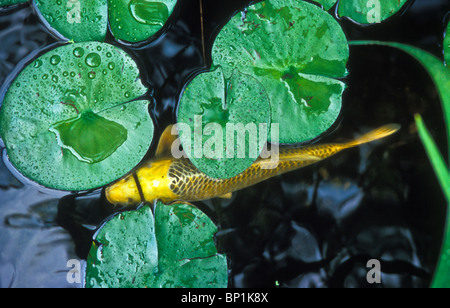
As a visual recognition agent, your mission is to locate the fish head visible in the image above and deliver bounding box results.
[106,158,178,206]
[105,172,142,206]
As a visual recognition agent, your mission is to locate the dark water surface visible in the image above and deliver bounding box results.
[0,0,449,288]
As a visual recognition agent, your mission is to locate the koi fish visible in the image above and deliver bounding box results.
[106,124,400,206]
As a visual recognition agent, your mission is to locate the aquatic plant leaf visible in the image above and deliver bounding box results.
[313,0,338,10]
[34,0,108,42]
[177,66,271,179]
[212,0,348,143]
[86,202,228,288]
[0,42,154,191]
[414,115,449,203]
[0,0,28,6]
[108,0,177,43]
[313,0,408,24]
[338,0,409,24]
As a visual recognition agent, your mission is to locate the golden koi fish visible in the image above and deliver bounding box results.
[106,124,400,206]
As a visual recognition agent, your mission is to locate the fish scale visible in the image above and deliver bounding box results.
[106,124,400,205]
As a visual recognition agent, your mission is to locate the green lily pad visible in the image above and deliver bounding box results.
[313,0,338,10]
[313,0,409,24]
[177,66,271,179]
[0,42,154,191]
[0,0,27,5]
[34,0,108,42]
[28,0,176,43]
[86,202,228,288]
[445,21,450,68]
[339,0,408,24]
[109,0,177,43]
[212,0,348,143]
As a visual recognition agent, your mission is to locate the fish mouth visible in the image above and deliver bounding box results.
[105,178,140,206]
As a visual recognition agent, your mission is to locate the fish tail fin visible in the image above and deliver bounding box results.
[343,124,401,149]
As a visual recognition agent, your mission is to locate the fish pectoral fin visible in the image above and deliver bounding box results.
[217,192,233,199]
[156,124,180,158]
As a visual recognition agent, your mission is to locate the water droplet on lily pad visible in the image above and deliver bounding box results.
[85,53,102,68]
[128,0,169,26]
[73,47,85,58]
[50,55,61,65]
[34,59,43,68]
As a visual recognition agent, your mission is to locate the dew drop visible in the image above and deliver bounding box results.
[63,71,69,77]
[73,47,85,58]
[88,71,96,79]
[106,52,112,58]
[124,92,130,98]
[50,55,61,65]
[42,74,48,80]
[108,62,115,70]
[34,59,43,68]
[86,53,102,68]
[129,0,169,26]
[52,75,59,83]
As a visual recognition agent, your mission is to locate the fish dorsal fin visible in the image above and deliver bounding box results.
[155,124,179,158]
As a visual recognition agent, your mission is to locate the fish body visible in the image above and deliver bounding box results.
[106,124,400,206]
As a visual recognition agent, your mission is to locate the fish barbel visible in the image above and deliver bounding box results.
[106,124,400,206]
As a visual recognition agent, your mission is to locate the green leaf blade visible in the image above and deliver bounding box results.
[415,115,450,203]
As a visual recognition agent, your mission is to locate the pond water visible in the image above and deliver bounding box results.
[0,0,449,288]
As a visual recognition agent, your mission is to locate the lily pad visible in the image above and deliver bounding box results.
[34,0,108,42]
[109,0,177,43]
[338,0,409,24]
[212,0,348,143]
[177,66,271,179]
[313,0,337,10]
[0,42,154,191]
[86,202,228,288]
[0,0,27,5]
[313,0,409,24]
[27,0,176,43]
